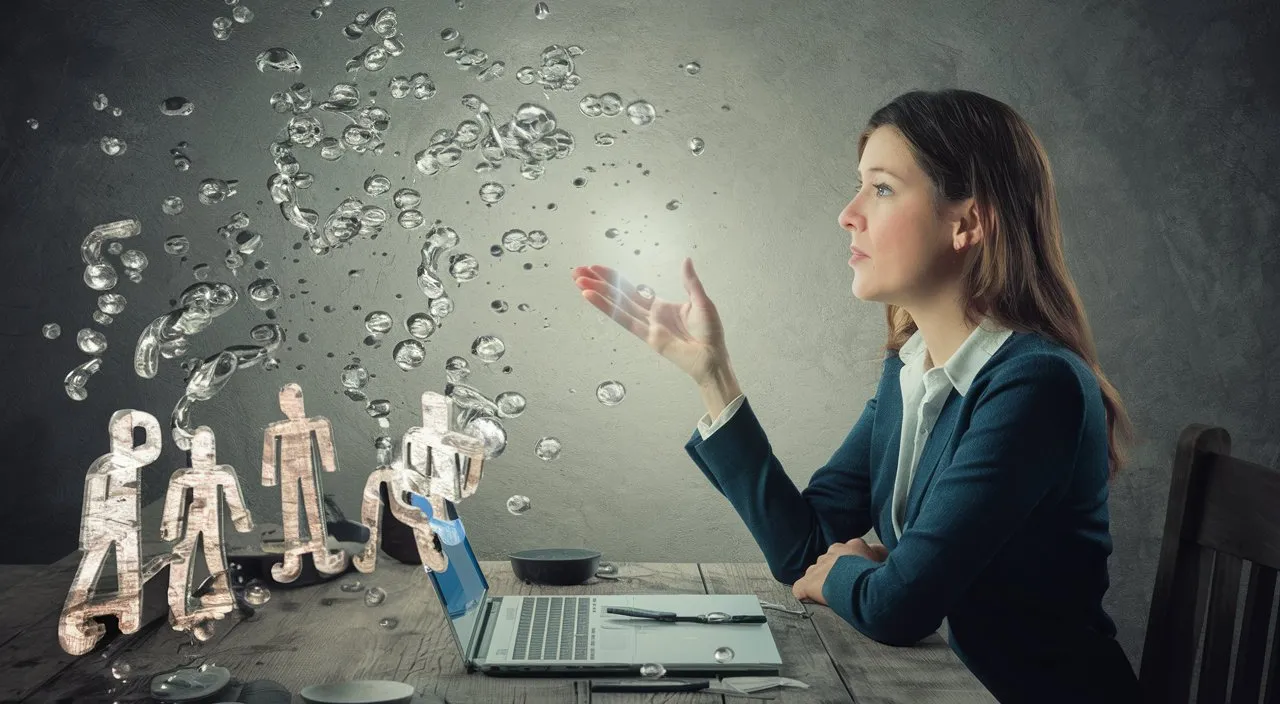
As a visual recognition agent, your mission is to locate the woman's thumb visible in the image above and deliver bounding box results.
[682,257,710,303]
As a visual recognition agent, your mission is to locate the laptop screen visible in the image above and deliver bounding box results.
[415,495,489,662]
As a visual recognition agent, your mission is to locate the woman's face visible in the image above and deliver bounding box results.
[838,126,966,308]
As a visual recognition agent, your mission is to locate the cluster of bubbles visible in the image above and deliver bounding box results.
[363,176,423,229]
[216,211,264,276]
[414,95,583,191]
[342,7,405,73]
[212,0,256,41]
[263,72,398,256]
[64,219,147,399]
[51,3,716,534]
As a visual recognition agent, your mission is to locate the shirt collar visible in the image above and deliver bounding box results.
[899,317,1014,396]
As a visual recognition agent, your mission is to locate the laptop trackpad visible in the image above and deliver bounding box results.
[598,626,634,658]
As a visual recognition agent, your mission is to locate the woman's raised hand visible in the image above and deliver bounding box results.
[571,257,730,385]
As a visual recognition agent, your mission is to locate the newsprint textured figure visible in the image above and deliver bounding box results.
[161,425,255,640]
[354,391,486,574]
[59,410,168,655]
[261,383,349,583]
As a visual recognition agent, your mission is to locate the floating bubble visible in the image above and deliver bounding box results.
[666,199,681,211]
[636,284,654,300]
[365,311,393,335]
[506,495,531,515]
[198,178,238,205]
[244,580,270,605]
[471,335,505,362]
[393,188,421,209]
[27,118,38,129]
[393,339,426,370]
[605,228,621,239]
[449,254,479,282]
[340,580,364,592]
[100,136,126,156]
[84,263,117,291]
[495,391,526,417]
[479,182,505,204]
[639,663,665,678]
[596,380,626,406]
[396,210,424,233]
[75,328,109,357]
[98,293,126,314]
[232,5,253,22]
[366,400,391,418]
[534,436,561,460]
[341,364,369,390]
[713,647,735,663]
[445,356,471,382]
[247,278,282,310]
[626,101,656,126]
[64,358,102,401]
[364,587,386,606]
[165,236,191,255]
[92,94,108,111]
[92,311,113,326]
[682,61,701,75]
[534,1,549,18]
[378,617,398,629]
[363,175,391,196]
[42,323,61,339]
[162,196,185,215]
[594,133,615,146]
[405,313,436,340]
[256,48,302,72]
[689,137,705,155]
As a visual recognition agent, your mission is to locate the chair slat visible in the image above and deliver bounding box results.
[1229,562,1276,704]
[1198,550,1242,704]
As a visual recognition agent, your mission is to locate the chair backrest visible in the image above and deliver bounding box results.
[1141,424,1280,704]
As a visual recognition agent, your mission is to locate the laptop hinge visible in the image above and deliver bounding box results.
[468,593,499,660]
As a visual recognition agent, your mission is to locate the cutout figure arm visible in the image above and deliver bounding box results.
[218,468,255,533]
[79,465,108,546]
[261,426,278,487]
[160,476,191,542]
[313,420,338,473]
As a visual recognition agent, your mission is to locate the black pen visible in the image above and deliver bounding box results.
[606,606,768,624]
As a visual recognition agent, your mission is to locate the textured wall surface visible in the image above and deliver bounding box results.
[1,0,1277,671]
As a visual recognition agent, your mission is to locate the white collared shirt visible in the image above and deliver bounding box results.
[696,318,1014,539]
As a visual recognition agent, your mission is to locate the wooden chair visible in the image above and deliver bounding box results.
[1141,424,1280,704]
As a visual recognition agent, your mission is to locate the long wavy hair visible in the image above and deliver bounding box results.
[859,89,1137,479]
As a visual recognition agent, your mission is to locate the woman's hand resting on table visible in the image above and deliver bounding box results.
[791,538,890,605]
[571,257,730,385]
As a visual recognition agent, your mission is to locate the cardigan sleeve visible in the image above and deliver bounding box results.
[821,356,1087,646]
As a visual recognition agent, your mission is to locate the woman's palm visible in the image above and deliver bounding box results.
[571,258,726,383]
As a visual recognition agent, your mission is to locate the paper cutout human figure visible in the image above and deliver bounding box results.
[354,391,485,574]
[59,410,164,655]
[261,382,349,582]
[161,425,254,641]
[352,460,438,573]
[410,390,487,505]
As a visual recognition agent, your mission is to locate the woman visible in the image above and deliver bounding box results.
[571,89,1141,704]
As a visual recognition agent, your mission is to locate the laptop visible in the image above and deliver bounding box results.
[414,495,784,677]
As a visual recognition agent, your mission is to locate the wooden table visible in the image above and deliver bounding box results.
[0,551,996,703]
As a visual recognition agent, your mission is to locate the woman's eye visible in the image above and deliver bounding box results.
[854,182,891,197]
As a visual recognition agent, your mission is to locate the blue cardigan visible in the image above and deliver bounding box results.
[684,331,1140,703]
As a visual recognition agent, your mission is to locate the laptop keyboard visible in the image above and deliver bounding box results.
[511,596,593,660]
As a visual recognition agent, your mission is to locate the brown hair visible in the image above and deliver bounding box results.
[858,89,1137,479]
